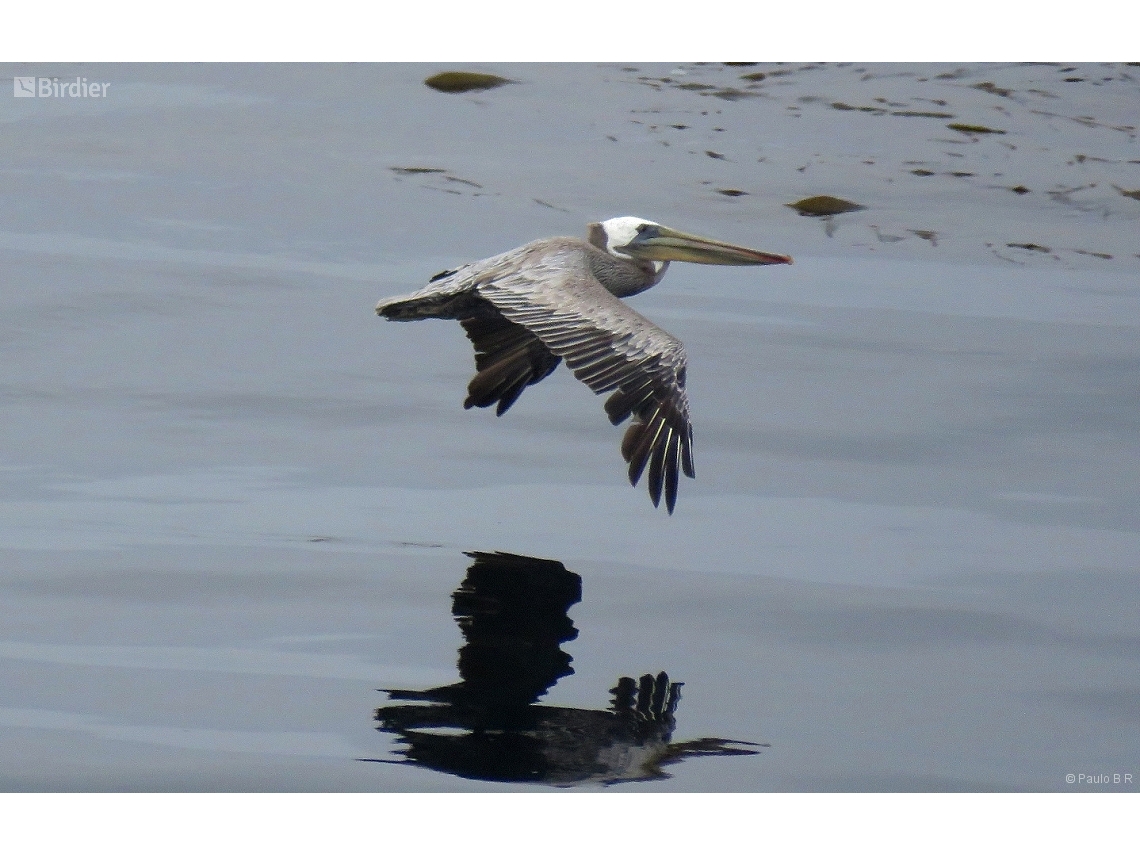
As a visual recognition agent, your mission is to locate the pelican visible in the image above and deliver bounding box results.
[375,217,792,513]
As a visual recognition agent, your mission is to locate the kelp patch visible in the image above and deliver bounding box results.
[425,72,513,93]
[787,195,867,216]
[948,122,1007,135]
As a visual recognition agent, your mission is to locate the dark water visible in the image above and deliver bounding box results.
[1,63,1138,791]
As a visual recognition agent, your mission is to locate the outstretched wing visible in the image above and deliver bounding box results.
[473,241,694,513]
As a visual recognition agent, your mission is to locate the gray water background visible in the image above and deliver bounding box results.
[1,62,1138,790]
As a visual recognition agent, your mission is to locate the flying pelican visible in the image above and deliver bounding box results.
[375,217,792,513]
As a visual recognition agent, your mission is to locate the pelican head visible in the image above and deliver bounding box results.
[590,216,793,267]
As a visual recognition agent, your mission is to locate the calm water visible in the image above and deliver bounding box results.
[1,63,1138,791]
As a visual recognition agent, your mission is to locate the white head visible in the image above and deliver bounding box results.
[594,216,661,260]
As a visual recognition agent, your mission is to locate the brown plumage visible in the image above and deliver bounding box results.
[375,217,792,513]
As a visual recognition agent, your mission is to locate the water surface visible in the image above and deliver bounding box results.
[1,63,1138,791]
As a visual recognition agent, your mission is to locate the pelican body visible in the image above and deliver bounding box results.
[375,217,792,513]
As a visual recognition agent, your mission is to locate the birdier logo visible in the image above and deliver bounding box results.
[13,76,110,98]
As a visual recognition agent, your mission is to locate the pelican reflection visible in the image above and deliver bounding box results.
[366,551,763,786]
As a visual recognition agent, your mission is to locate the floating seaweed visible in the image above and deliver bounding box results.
[708,88,760,101]
[533,198,571,212]
[891,110,956,118]
[717,189,748,197]
[445,176,483,189]
[390,166,487,197]
[911,169,935,176]
[705,150,727,160]
[1007,242,1051,253]
[424,72,513,93]
[739,72,766,81]
[832,102,887,115]
[1010,185,1031,194]
[948,123,1007,135]
[972,81,1012,97]
[1112,185,1140,201]
[787,195,866,216]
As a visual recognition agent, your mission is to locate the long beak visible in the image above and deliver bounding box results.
[622,225,793,266]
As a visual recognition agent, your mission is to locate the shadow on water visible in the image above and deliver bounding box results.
[362,551,764,787]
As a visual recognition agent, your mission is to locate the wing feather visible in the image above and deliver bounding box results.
[460,314,562,416]
[473,242,695,513]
